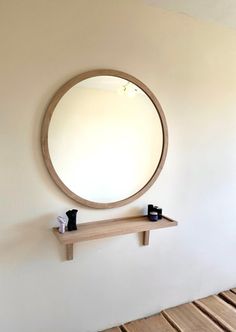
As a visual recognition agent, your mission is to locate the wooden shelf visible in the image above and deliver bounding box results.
[53,215,177,260]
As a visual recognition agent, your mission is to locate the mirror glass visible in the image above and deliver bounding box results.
[42,70,168,208]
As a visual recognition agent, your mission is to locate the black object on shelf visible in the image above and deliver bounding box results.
[148,204,162,221]
[66,209,78,231]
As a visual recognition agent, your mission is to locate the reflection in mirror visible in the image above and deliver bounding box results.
[42,70,168,208]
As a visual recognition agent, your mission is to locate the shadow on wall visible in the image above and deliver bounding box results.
[0,206,148,264]
[0,214,65,265]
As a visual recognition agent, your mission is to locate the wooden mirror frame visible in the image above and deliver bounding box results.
[41,69,168,209]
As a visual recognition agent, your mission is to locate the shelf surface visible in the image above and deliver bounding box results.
[53,215,177,245]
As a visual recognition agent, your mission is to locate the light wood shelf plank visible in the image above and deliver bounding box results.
[53,215,177,260]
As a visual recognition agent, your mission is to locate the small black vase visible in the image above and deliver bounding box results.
[66,209,78,231]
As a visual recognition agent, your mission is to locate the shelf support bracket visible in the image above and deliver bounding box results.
[143,231,150,246]
[66,244,74,260]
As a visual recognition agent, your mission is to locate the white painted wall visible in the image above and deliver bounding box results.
[1,1,236,331]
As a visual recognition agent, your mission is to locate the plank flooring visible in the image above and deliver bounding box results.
[124,314,176,332]
[102,288,236,332]
[163,302,222,331]
[195,295,236,331]
[220,291,236,307]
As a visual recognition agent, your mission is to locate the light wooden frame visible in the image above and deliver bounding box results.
[41,69,168,209]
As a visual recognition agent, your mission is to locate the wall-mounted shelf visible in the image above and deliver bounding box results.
[53,215,177,260]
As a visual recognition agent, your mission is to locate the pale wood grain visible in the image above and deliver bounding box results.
[123,314,176,331]
[53,215,177,245]
[54,215,177,260]
[163,302,223,331]
[194,295,236,331]
[220,291,236,307]
[41,69,168,209]
[66,244,73,261]
[143,230,150,245]
[231,289,236,295]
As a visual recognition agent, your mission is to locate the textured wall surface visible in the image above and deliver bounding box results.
[1,1,236,331]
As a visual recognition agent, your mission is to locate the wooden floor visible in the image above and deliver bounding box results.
[102,288,236,332]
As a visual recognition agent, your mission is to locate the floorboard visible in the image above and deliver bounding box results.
[163,302,223,331]
[123,314,176,331]
[195,295,236,331]
[101,288,236,332]
[220,291,236,307]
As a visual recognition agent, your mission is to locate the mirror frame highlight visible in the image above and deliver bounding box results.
[41,69,168,209]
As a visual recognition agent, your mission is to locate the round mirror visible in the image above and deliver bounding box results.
[41,69,168,208]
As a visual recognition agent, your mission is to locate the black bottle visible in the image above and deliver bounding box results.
[66,209,78,231]
[147,204,162,221]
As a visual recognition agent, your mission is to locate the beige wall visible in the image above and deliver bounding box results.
[1,1,236,331]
